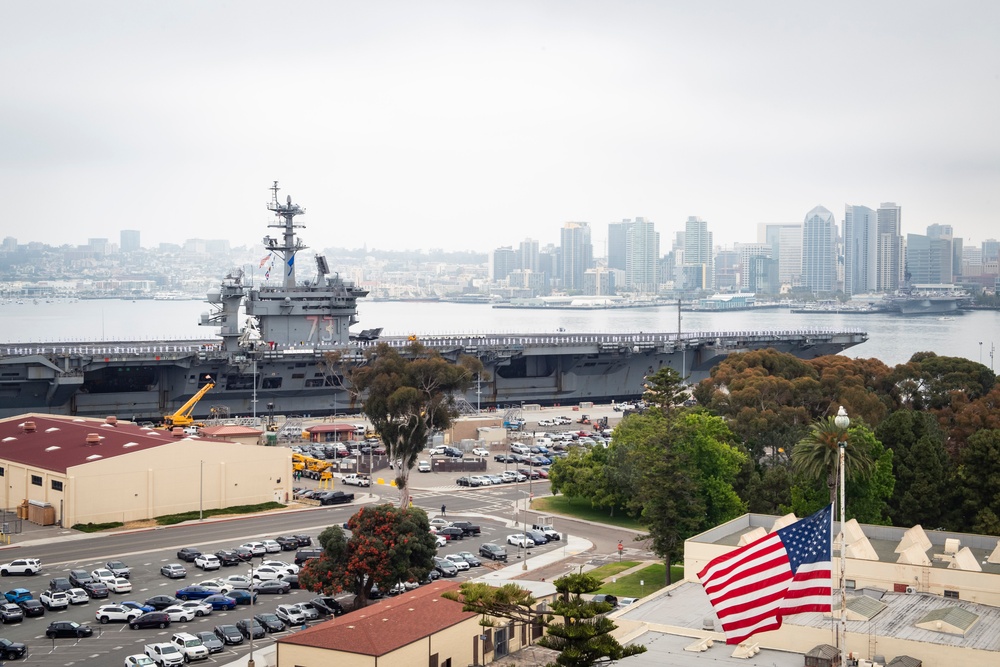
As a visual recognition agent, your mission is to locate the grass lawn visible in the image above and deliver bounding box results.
[531,496,645,532]
[585,561,640,580]
[596,563,684,598]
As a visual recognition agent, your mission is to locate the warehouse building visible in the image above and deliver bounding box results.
[0,414,291,528]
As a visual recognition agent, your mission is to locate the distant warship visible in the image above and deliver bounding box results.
[0,184,867,421]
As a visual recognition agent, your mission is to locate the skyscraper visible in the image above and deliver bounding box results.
[801,206,837,295]
[757,223,802,287]
[624,218,659,293]
[120,229,141,252]
[607,221,629,272]
[490,246,516,281]
[517,238,539,273]
[735,243,772,292]
[925,224,955,282]
[843,204,878,296]
[683,217,713,290]
[876,202,903,292]
[560,222,593,291]
[905,232,951,284]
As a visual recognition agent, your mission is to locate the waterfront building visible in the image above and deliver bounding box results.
[490,246,516,281]
[714,248,739,292]
[624,218,659,293]
[801,206,837,295]
[607,221,629,271]
[559,222,593,291]
[906,231,951,284]
[757,223,802,287]
[120,229,141,252]
[583,266,616,296]
[517,238,539,273]
[844,204,878,296]
[876,202,903,292]
[735,242,772,292]
[683,216,713,290]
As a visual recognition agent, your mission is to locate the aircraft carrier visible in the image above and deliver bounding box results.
[0,184,867,421]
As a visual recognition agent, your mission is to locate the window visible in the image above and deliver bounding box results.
[262,376,283,389]
[845,579,856,590]
[0,466,4,477]
[944,589,959,599]
[51,480,63,492]
[31,475,42,486]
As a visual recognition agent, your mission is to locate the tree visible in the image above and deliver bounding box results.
[791,416,876,505]
[887,352,995,411]
[958,429,1000,534]
[349,342,482,507]
[298,504,438,608]
[443,574,646,667]
[642,366,687,413]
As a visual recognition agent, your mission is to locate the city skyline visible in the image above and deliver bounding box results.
[3,2,998,253]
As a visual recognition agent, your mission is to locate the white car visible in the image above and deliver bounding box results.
[161,605,196,622]
[196,579,224,591]
[239,542,266,557]
[40,590,69,609]
[444,554,471,571]
[91,568,117,584]
[178,600,213,617]
[107,577,133,593]
[95,604,142,624]
[294,602,319,620]
[275,603,306,625]
[261,539,282,553]
[261,560,299,575]
[471,447,490,457]
[67,588,90,604]
[469,475,490,486]
[0,558,41,575]
[506,534,536,548]
[194,554,221,570]
[538,418,555,427]
[429,518,452,529]
[435,535,447,548]
[251,566,285,581]
[124,654,155,667]
[417,460,432,472]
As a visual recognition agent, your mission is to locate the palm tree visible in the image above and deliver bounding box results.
[792,416,875,505]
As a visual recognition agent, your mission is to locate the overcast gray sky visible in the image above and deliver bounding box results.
[3,1,998,254]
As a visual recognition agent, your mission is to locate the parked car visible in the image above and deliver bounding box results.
[49,576,73,592]
[433,557,458,577]
[90,568,117,584]
[444,554,470,571]
[170,632,210,662]
[95,604,142,624]
[60,588,89,604]
[235,618,266,640]
[121,601,155,613]
[479,543,508,561]
[494,453,517,463]
[69,570,93,588]
[40,589,70,609]
[238,542,266,557]
[4,589,31,605]
[592,594,619,608]
[231,547,254,562]
[450,521,481,536]
[228,589,257,606]
[107,578,133,594]
[124,655,155,667]
[254,612,286,632]
[0,638,26,660]
[437,526,465,541]
[144,596,181,611]
[195,630,224,653]
[161,605,196,623]
[175,586,216,601]
[506,534,535,548]
[46,620,93,638]
[417,460,432,472]
[274,536,300,551]
[160,564,187,579]
[0,559,41,576]
[275,604,306,626]
[251,565,286,581]
[18,599,44,617]
[261,539,282,554]
[255,579,291,595]
[309,595,344,617]
[106,560,131,578]
[525,529,549,545]
[83,581,110,599]
[194,554,221,571]
[0,602,23,623]
[213,550,242,566]
[293,602,319,620]
[201,595,237,611]
[129,612,171,630]
[294,549,323,565]
[435,535,447,548]
[471,447,490,457]
[175,548,201,562]
[261,560,299,574]
[280,573,300,589]
[213,624,244,645]
[455,476,481,487]
[453,551,482,567]
[178,600,213,617]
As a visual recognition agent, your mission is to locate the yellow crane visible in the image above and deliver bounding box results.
[163,376,215,429]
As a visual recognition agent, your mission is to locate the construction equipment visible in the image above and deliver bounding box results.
[162,376,215,429]
[292,453,334,481]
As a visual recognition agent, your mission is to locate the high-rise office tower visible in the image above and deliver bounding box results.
[517,238,539,273]
[982,239,1000,262]
[876,203,903,292]
[120,230,141,252]
[607,221,629,272]
[735,243,773,292]
[624,218,659,292]
[490,246,516,281]
[683,217,713,290]
[844,205,878,296]
[560,222,593,291]
[925,224,955,282]
[801,206,837,294]
[757,223,802,287]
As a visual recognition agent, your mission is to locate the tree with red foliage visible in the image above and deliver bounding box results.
[298,504,438,608]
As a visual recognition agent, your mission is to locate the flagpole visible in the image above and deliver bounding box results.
[834,406,850,667]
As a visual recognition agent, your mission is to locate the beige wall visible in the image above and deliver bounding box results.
[59,439,291,526]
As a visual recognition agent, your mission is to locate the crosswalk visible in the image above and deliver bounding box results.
[411,488,519,517]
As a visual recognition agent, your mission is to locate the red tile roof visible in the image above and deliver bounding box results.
[306,424,357,433]
[199,424,262,437]
[0,414,200,473]
[278,581,476,656]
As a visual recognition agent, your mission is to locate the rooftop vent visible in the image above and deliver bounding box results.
[1,437,16,443]
[85,433,101,446]
[86,454,103,460]
[105,416,117,426]
[44,427,60,433]
[45,446,61,452]
[22,421,36,433]
[123,442,141,448]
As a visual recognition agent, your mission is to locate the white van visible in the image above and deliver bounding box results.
[353,424,367,437]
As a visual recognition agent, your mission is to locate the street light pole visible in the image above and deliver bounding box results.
[834,406,850,667]
[248,562,256,667]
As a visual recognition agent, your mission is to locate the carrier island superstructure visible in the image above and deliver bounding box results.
[0,184,867,420]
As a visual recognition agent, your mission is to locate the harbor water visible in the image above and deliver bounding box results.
[1,299,997,371]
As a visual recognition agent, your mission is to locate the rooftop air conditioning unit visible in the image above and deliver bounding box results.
[905,586,916,594]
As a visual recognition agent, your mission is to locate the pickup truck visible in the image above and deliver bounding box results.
[145,642,185,666]
[450,521,482,537]
[40,590,69,610]
[342,474,371,487]
[315,491,355,505]
[531,523,562,541]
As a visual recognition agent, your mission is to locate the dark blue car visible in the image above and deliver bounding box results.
[175,586,216,601]
[121,601,155,613]
[228,589,258,606]
[202,595,237,611]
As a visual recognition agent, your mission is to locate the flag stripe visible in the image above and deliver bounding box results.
[699,505,833,645]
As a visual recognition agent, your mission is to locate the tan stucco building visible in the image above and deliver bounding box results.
[276,581,537,667]
[0,414,291,527]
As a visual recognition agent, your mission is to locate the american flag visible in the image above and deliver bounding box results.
[698,504,832,644]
